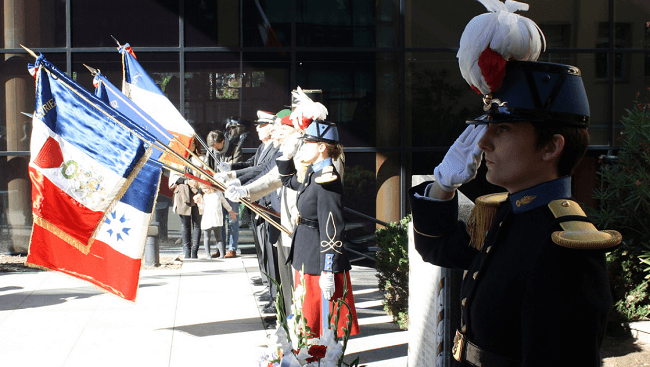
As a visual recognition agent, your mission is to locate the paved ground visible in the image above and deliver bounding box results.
[0,253,406,367]
[1,251,648,366]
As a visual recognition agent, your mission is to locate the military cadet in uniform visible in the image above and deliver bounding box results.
[276,120,360,339]
[409,3,622,365]
[409,62,622,366]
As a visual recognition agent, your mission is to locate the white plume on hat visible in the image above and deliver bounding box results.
[290,86,328,131]
[457,0,545,95]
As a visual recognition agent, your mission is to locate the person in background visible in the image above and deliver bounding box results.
[206,128,243,258]
[197,182,236,259]
[169,139,203,259]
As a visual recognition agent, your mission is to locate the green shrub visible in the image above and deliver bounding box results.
[375,215,411,330]
[591,94,650,322]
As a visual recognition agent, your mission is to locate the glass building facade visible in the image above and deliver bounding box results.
[1,0,648,253]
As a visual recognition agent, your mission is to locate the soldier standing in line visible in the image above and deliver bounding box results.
[409,1,621,365]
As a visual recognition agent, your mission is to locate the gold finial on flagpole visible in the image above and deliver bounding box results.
[111,35,122,47]
[83,64,99,77]
[20,44,38,59]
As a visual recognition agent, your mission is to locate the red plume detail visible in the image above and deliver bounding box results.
[471,85,482,95]
[33,137,64,169]
[298,116,312,130]
[478,48,508,93]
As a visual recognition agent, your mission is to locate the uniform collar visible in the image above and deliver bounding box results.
[508,176,572,214]
[312,158,333,173]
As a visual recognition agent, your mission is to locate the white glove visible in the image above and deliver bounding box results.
[279,133,302,159]
[213,172,228,183]
[217,161,231,172]
[433,124,487,192]
[226,178,241,187]
[225,185,248,201]
[319,271,336,300]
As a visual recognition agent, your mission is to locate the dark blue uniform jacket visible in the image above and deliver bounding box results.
[277,157,351,275]
[409,177,612,367]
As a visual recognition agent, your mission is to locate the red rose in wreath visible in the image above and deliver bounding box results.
[308,344,327,359]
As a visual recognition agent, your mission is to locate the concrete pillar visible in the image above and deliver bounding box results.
[3,0,35,253]
[375,0,400,225]
[408,175,473,367]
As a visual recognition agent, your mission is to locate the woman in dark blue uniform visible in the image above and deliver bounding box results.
[409,61,621,366]
[276,120,360,339]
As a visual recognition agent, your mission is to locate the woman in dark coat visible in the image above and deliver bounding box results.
[276,120,360,339]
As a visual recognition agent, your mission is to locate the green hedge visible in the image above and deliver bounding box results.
[375,215,411,330]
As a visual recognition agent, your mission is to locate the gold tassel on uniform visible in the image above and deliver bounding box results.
[466,192,508,250]
[296,161,310,183]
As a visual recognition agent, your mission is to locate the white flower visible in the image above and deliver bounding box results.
[295,347,311,362]
[319,329,344,366]
[280,353,303,367]
[273,326,292,354]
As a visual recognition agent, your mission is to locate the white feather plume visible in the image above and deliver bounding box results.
[290,86,328,130]
[457,0,545,95]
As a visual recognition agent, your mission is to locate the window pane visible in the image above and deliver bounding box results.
[185,0,240,47]
[406,0,612,49]
[574,53,616,146]
[296,0,386,47]
[71,53,123,95]
[407,53,479,149]
[185,52,242,145]
[2,0,66,48]
[406,0,484,48]
[342,152,376,218]
[185,52,290,149]
[243,0,290,47]
[241,53,291,149]
[297,52,392,148]
[616,1,650,49]
[71,0,179,47]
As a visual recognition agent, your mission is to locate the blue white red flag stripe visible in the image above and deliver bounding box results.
[26,54,156,301]
[29,224,143,301]
[94,73,172,162]
[120,43,195,163]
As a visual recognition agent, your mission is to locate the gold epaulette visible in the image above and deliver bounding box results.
[466,192,509,250]
[548,200,622,250]
[314,165,337,184]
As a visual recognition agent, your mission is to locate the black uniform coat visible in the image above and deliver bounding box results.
[409,177,612,367]
[232,142,281,184]
[277,157,351,275]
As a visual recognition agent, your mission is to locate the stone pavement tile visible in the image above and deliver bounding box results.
[0,310,93,367]
[168,321,269,366]
[65,327,173,367]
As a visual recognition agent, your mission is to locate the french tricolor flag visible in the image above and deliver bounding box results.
[26,55,156,301]
[119,44,195,164]
[94,72,172,162]
[29,159,162,301]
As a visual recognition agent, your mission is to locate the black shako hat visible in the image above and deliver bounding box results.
[467,61,590,128]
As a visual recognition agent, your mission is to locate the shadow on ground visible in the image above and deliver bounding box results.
[161,317,265,337]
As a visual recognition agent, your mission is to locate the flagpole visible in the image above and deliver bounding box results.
[81,63,275,225]
[22,44,290,235]
[161,163,280,219]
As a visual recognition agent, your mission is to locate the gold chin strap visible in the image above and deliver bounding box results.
[548,200,622,250]
[466,192,509,250]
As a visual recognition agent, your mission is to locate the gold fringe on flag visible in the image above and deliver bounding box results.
[34,216,92,255]
[466,192,508,250]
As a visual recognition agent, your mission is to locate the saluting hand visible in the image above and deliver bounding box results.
[434,124,486,192]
